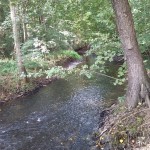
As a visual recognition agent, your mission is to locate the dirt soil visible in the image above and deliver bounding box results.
[96,103,150,150]
[0,77,57,106]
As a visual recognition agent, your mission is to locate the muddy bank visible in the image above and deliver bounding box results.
[0,77,57,106]
[56,57,77,68]
[96,103,150,150]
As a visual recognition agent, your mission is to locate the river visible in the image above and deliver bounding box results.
[0,64,124,150]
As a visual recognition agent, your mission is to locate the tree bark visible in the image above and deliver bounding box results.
[22,17,28,42]
[111,0,150,109]
[10,1,28,83]
[22,2,28,42]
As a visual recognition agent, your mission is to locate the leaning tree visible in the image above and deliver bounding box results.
[111,0,150,109]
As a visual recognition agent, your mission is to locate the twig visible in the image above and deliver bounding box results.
[99,129,108,137]
[93,71,119,80]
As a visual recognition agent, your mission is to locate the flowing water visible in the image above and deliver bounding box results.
[0,65,124,150]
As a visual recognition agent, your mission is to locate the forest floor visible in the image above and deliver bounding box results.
[96,103,150,150]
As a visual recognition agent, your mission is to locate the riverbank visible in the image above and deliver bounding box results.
[0,52,82,106]
[96,103,150,150]
[0,65,114,150]
[0,77,57,106]
[93,67,150,150]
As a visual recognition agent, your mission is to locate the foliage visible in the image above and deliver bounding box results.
[62,50,81,60]
[45,66,66,78]
[80,65,93,78]
[0,59,17,75]
[21,39,34,55]
[114,63,127,85]
[24,59,49,71]
[0,0,150,103]
[118,96,125,103]
[130,0,150,53]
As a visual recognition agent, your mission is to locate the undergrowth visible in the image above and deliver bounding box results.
[0,50,80,101]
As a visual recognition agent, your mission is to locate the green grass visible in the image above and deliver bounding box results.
[62,50,81,60]
[0,59,17,76]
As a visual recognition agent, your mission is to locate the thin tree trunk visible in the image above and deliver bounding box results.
[39,16,45,25]
[111,0,150,109]
[22,4,28,42]
[0,7,5,22]
[10,2,28,83]
[22,19,28,42]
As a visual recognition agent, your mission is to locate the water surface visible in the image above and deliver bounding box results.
[0,73,123,150]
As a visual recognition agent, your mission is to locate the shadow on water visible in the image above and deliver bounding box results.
[0,65,124,150]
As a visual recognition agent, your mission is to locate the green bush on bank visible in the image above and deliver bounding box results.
[0,59,17,76]
[62,50,81,60]
[0,48,81,100]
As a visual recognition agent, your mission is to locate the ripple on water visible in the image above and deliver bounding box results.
[0,75,123,150]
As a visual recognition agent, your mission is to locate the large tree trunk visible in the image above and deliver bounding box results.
[10,1,28,83]
[111,0,150,109]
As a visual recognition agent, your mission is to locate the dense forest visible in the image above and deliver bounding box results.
[0,0,150,149]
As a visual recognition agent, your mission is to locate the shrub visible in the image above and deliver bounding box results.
[0,59,17,75]
[62,50,81,60]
